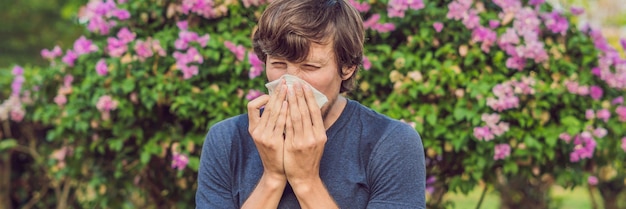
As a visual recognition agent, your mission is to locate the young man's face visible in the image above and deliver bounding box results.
[265,43,350,119]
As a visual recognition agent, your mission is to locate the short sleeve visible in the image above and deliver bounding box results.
[195,122,237,209]
[366,123,426,209]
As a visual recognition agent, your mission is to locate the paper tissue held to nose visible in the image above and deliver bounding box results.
[265,74,328,108]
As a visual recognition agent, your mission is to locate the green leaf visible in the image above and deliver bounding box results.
[0,139,17,151]
[503,161,518,174]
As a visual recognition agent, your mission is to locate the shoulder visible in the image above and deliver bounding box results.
[349,100,421,142]
[204,114,249,148]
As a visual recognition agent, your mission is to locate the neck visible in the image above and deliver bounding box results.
[323,96,347,130]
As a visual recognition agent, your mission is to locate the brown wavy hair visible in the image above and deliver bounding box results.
[252,0,365,93]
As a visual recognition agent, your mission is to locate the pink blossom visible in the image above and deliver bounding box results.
[348,0,370,13]
[570,7,584,16]
[472,26,497,52]
[117,27,136,43]
[62,50,78,67]
[494,144,511,160]
[591,67,602,77]
[246,89,263,101]
[11,76,24,97]
[481,113,500,127]
[491,122,509,136]
[181,0,219,19]
[96,95,118,112]
[362,56,371,70]
[462,10,480,30]
[248,52,264,79]
[588,176,598,186]
[447,0,472,20]
[577,85,589,96]
[492,0,521,14]
[106,37,127,57]
[9,106,25,122]
[616,106,626,122]
[513,8,541,36]
[54,94,67,106]
[177,20,189,30]
[180,65,199,79]
[528,0,545,6]
[499,28,520,49]
[110,9,130,20]
[489,20,500,29]
[12,66,24,76]
[473,126,494,141]
[224,41,245,61]
[590,85,603,100]
[363,14,396,33]
[593,127,607,138]
[543,12,569,36]
[87,16,115,35]
[73,36,99,55]
[585,109,595,120]
[171,152,189,171]
[197,34,210,47]
[41,46,63,60]
[134,40,153,61]
[64,75,74,87]
[621,38,626,51]
[242,0,268,8]
[612,96,623,105]
[505,56,526,71]
[596,109,610,122]
[621,137,626,152]
[96,59,108,76]
[433,22,443,33]
[559,133,571,143]
[569,133,596,162]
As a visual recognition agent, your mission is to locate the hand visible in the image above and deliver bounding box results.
[248,78,289,182]
[284,82,328,186]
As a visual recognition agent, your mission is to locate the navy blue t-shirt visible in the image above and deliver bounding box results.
[195,99,426,208]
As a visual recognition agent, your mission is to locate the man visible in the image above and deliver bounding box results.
[195,0,426,208]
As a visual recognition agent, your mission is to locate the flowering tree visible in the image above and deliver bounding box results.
[1,0,626,208]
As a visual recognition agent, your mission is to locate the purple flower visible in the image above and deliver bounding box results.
[593,127,607,138]
[472,26,497,52]
[481,113,500,127]
[64,75,74,87]
[433,22,444,33]
[505,56,526,71]
[107,37,127,57]
[591,67,602,77]
[54,94,67,106]
[110,9,130,20]
[96,59,108,76]
[177,20,189,30]
[181,0,219,19]
[12,65,24,76]
[11,76,24,97]
[585,109,595,120]
[73,36,99,55]
[425,176,436,194]
[62,50,78,67]
[87,16,116,35]
[134,40,153,61]
[622,137,626,152]
[596,109,610,122]
[117,27,136,44]
[559,133,571,143]
[41,46,63,60]
[543,12,569,36]
[248,52,264,79]
[489,20,500,29]
[588,176,598,186]
[473,126,494,141]
[224,41,245,61]
[616,106,626,122]
[347,0,371,13]
[447,0,472,20]
[462,10,480,30]
[590,85,603,100]
[363,14,396,33]
[171,152,189,171]
[621,38,626,51]
[528,0,544,6]
[612,96,623,105]
[569,133,596,162]
[494,144,511,160]
[96,95,118,112]
[570,6,584,16]
[246,89,263,101]
[362,56,371,70]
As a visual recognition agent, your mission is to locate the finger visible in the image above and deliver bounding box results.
[273,101,288,136]
[259,79,286,129]
[295,82,313,137]
[247,94,270,132]
[285,106,294,146]
[287,82,304,138]
[303,84,325,133]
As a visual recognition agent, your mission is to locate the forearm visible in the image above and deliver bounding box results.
[241,173,287,209]
[291,177,339,209]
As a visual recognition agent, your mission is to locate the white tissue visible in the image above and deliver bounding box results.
[265,74,328,108]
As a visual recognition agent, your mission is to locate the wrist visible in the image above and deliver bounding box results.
[289,176,323,195]
[260,173,287,190]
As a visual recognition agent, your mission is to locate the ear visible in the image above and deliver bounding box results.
[340,65,357,80]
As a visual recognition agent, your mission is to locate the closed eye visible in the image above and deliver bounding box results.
[271,62,287,69]
[302,64,321,71]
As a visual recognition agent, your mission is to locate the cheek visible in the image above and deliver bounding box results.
[265,68,286,82]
